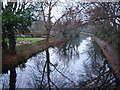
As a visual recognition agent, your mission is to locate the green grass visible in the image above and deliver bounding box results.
[16,38,46,51]
[16,38,46,43]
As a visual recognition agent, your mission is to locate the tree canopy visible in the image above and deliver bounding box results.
[2,2,37,54]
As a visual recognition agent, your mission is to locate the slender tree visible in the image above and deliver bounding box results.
[2,2,36,55]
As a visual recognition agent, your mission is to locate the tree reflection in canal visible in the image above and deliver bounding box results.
[19,36,90,88]
[56,33,81,65]
[2,36,117,89]
[81,40,117,89]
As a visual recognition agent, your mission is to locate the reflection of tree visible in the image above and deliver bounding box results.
[82,40,117,89]
[25,1,84,89]
[56,35,81,64]
[27,52,78,88]
[17,37,118,89]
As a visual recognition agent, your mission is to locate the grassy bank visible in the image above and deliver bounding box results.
[16,38,46,51]
[16,38,45,43]
[2,38,66,73]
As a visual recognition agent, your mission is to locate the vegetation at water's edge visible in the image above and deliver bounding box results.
[16,38,45,51]
[16,38,46,43]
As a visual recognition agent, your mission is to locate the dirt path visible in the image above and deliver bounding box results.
[80,32,120,83]
[95,38,120,81]
[80,32,120,80]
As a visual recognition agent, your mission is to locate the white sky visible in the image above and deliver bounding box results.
[2,0,90,22]
[2,0,120,22]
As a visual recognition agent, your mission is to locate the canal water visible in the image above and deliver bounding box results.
[1,36,115,88]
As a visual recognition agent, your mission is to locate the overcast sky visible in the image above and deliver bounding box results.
[2,0,90,22]
[2,0,119,23]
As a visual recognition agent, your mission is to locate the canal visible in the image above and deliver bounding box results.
[1,34,117,89]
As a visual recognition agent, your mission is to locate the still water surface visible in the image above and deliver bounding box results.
[2,37,105,88]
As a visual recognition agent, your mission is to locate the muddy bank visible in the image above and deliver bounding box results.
[95,38,120,86]
[2,38,66,73]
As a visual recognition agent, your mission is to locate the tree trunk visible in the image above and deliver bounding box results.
[9,68,16,90]
[41,2,52,89]
[46,49,51,89]
[8,31,16,55]
[2,38,8,54]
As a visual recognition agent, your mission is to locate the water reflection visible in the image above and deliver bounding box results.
[1,71,10,88]
[15,37,92,88]
[81,40,117,88]
[2,36,117,89]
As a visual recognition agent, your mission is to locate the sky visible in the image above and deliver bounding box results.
[2,0,120,23]
[1,0,91,23]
